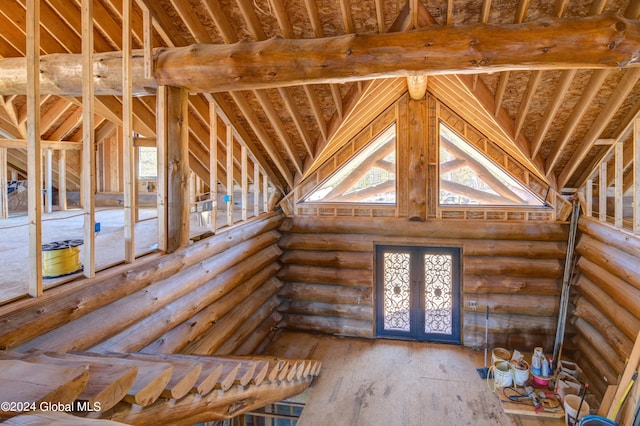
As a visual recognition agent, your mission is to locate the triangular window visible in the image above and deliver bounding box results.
[439,123,544,206]
[303,124,396,204]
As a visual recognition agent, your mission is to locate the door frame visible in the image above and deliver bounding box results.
[374,244,462,344]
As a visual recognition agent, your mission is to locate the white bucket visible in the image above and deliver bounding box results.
[492,347,511,365]
[564,394,589,426]
[493,360,513,388]
[511,360,530,386]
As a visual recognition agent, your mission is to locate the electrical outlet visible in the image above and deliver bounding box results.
[468,300,478,310]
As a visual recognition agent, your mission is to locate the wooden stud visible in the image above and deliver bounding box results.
[263,172,268,212]
[241,145,248,221]
[599,162,607,223]
[58,149,66,211]
[615,140,624,228]
[81,0,95,279]
[142,5,152,80]
[45,149,53,213]
[254,160,260,217]
[226,124,233,227]
[26,0,42,297]
[123,0,135,263]
[586,178,593,217]
[635,117,640,234]
[0,147,7,218]
[156,87,168,252]
[209,101,218,232]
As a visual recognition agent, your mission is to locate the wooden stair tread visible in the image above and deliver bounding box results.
[22,353,138,412]
[0,360,89,417]
[52,352,173,407]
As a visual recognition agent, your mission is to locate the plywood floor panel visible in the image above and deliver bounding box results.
[262,331,564,426]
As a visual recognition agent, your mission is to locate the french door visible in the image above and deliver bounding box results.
[375,245,461,343]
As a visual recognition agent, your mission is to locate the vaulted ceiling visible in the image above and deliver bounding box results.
[1,0,639,196]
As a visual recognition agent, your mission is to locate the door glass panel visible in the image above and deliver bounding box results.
[423,254,453,335]
[382,252,411,332]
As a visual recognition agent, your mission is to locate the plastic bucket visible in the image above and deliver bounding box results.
[579,415,617,425]
[511,360,530,386]
[564,394,590,426]
[492,348,511,365]
[493,360,513,388]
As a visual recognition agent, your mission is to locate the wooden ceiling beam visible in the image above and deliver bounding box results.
[43,0,113,52]
[340,0,355,33]
[480,0,492,24]
[168,0,213,43]
[278,87,314,158]
[48,107,81,140]
[40,97,72,135]
[514,70,542,140]
[2,14,640,96]
[375,0,385,33]
[201,0,235,44]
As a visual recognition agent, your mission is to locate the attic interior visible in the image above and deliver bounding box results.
[1,0,640,424]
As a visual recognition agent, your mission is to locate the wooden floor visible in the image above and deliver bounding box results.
[262,331,565,426]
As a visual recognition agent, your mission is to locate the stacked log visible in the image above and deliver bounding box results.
[277,216,567,349]
[568,217,640,399]
[0,213,285,360]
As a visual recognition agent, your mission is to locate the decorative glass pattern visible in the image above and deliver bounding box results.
[423,254,453,334]
[383,252,411,331]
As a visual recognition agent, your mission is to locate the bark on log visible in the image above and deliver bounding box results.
[464,257,563,277]
[464,275,561,295]
[279,282,372,305]
[577,256,640,320]
[573,274,640,341]
[576,234,640,291]
[462,294,559,317]
[573,317,625,377]
[579,216,640,259]
[16,231,281,353]
[280,313,372,337]
[280,216,569,240]
[141,270,282,355]
[282,300,374,321]
[573,297,633,361]
[277,264,371,286]
[279,250,372,269]
[0,213,282,349]
[1,14,639,95]
[91,247,281,353]
[182,279,283,355]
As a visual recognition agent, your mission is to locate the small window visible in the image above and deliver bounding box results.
[303,124,396,204]
[439,123,544,206]
[138,146,157,179]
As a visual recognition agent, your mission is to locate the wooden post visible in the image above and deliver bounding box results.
[156,86,168,252]
[58,150,66,211]
[253,160,259,217]
[27,0,42,296]
[81,0,95,279]
[45,149,52,213]
[166,86,190,252]
[142,4,152,80]
[0,147,8,218]
[226,125,233,226]
[209,101,218,232]
[123,0,135,263]
[263,172,268,212]
[615,139,623,228]
[586,178,593,217]
[408,98,426,221]
[241,145,248,221]
[635,117,640,234]
[599,162,607,222]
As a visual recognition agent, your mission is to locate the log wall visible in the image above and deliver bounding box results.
[568,217,640,401]
[277,216,568,350]
[0,213,285,357]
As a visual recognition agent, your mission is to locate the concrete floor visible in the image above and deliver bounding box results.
[0,207,228,304]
